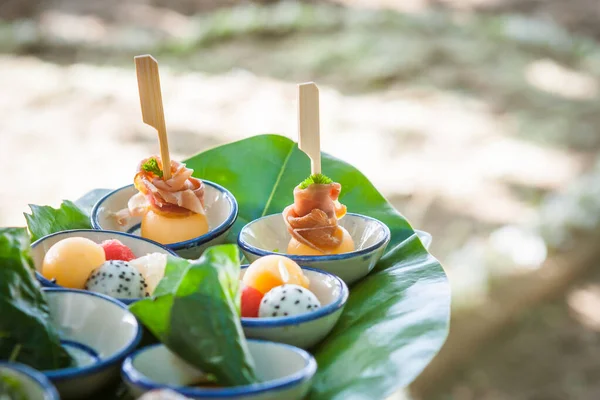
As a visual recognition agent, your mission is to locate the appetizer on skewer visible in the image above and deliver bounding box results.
[283,82,354,256]
[115,156,209,244]
[90,56,237,257]
[241,255,321,318]
[41,237,167,298]
[283,174,354,256]
[122,55,209,245]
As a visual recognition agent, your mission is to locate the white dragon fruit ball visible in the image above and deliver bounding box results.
[84,260,148,299]
[258,284,321,318]
[129,252,167,295]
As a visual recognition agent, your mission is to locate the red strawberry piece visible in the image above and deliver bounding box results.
[241,285,264,318]
[101,239,136,262]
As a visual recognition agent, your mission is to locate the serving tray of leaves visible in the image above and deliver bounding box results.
[1,56,450,400]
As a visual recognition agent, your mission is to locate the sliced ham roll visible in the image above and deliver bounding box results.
[283,183,347,253]
[114,156,205,225]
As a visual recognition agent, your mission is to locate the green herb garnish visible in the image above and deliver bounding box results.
[299,173,333,189]
[141,158,163,178]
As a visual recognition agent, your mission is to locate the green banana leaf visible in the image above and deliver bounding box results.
[184,134,450,400]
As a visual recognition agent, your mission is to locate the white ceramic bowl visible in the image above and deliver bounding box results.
[42,288,142,399]
[32,229,177,305]
[240,266,348,349]
[238,213,391,285]
[0,362,60,400]
[121,340,316,400]
[91,183,238,259]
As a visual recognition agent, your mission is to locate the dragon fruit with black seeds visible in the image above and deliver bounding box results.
[258,284,321,318]
[84,260,148,299]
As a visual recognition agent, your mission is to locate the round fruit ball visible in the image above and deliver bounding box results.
[42,237,106,289]
[101,239,135,261]
[242,255,309,295]
[287,226,354,256]
[141,210,209,245]
[259,284,321,318]
[241,285,264,318]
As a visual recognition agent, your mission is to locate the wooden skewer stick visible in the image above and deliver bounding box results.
[134,54,172,180]
[298,82,321,175]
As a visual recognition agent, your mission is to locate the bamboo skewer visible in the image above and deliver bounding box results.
[134,55,172,180]
[298,82,321,175]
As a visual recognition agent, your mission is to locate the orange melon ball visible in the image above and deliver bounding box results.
[42,237,106,289]
[243,255,309,295]
[141,210,209,244]
[287,226,355,256]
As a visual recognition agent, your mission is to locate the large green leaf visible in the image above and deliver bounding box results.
[24,201,91,242]
[0,228,74,370]
[129,245,258,387]
[184,134,450,400]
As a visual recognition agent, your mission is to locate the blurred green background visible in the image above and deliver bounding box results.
[2,0,600,399]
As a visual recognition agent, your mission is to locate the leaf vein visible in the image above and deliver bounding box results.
[261,144,294,217]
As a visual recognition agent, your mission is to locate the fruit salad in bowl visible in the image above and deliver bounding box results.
[239,255,348,349]
[31,229,176,304]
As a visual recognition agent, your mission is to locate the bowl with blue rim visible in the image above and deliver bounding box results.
[121,340,316,400]
[238,213,392,285]
[41,288,142,399]
[91,182,238,259]
[32,229,177,305]
[0,362,60,400]
[240,264,348,350]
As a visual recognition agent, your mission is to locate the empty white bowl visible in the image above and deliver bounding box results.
[0,362,59,400]
[91,183,238,259]
[122,340,316,400]
[42,288,142,399]
[32,229,177,305]
[238,213,391,285]
[240,266,348,349]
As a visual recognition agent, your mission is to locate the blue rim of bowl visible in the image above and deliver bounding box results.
[60,340,101,364]
[0,362,60,400]
[32,229,177,305]
[240,265,349,327]
[237,212,391,262]
[41,288,143,381]
[90,181,238,251]
[121,339,317,398]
